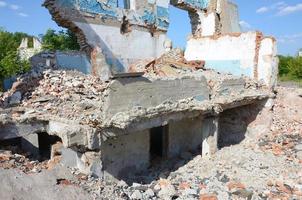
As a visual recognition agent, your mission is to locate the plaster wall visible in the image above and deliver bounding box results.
[257,37,278,88]
[56,51,92,74]
[168,116,203,158]
[219,0,241,34]
[185,32,258,77]
[75,22,167,74]
[101,130,150,180]
[195,11,216,36]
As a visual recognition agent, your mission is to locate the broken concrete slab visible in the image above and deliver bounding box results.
[102,76,210,119]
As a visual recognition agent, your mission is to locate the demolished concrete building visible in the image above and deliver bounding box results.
[18,37,43,61]
[0,0,278,181]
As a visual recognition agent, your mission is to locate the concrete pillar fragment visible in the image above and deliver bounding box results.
[21,134,39,157]
[202,117,219,157]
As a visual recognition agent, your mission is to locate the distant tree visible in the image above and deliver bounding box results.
[278,55,291,76]
[0,29,30,84]
[288,56,302,79]
[41,29,80,51]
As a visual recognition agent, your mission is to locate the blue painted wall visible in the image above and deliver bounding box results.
[56,53,92,74]
[55,0,212,31]
[205,60,253,77]
[181,0,209,10]
[56,0,170,30]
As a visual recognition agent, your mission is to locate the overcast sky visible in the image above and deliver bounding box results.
[0,0,301,55]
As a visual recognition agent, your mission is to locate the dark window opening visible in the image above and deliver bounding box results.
[38,132,62,160]
[150,125,168,160]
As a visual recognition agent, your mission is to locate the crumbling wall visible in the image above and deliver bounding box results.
[185,32,278,88]
[101,130,150,180]
[43,0,170,80]
[43,0,245,80]
[18,37,42,60]
[171,0,240,37]
[168,116,203,158]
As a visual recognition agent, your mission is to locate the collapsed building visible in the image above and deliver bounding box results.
[18,37,43,61]
[0,0,278,181]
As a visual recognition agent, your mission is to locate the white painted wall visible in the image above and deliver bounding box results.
[185,32,278,88]
[257,37,278,88]
[197,11,217,36]
[75,22,167,72]
[185,32,257,70]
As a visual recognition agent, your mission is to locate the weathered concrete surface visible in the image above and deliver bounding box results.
[0,120,46,140]
[21,133,40,157]
[103,76,210,119]
[168,116,203,158]
[0,168,90,200]
[61,147,102,177]
[47,121,100,150]
[101,130,150,180]
[202,116,219,157]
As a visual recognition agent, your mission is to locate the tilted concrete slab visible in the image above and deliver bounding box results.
[102,76,210,119]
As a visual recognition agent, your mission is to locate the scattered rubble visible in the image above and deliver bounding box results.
[0,86,301,200]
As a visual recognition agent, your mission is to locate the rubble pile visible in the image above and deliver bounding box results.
[0,65,107,126]
[258,87,302,161]
[0,147,48,173]
[92,86,301,200]
[1,85,300,200]
[130,49,205,77]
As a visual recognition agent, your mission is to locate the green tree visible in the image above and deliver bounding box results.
[288,56,302,79]
[278,55,291,76]
[0,29,31,83]
[42,29,80,51]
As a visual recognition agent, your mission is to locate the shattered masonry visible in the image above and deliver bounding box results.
[0,0,278,181]
[43,0,245,81]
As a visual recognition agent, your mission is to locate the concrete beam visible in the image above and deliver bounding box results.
[103,76,210,119]
[0,122,46,141]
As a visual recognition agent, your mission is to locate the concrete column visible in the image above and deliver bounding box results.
[202,117,219,157]
[21,134,39,157]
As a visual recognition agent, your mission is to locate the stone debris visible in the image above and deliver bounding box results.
[0,86,301,200]
[0,64,107,126]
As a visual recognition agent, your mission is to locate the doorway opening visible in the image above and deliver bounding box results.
[150,125,169,160]
[38,132,62,160]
